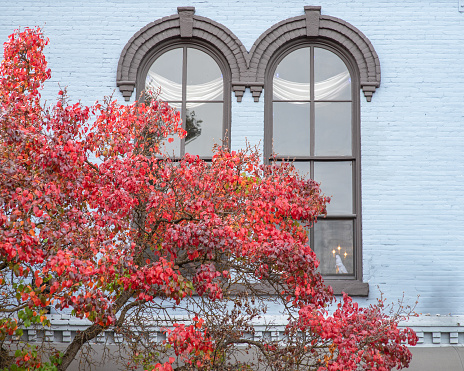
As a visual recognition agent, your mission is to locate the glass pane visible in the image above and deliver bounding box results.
[273,47,310,100]
[314,48,351,100]
[314,102,352,156]
[158,103,181,157]
[185,103,223,157]
[273,102,310,156]
[187,48,223,101]
[314,162,352,214]
[146,48,183,101]
[167,102,182,110]
[292,162,311,179]
[275,161,311,179]
[313,219,354,275]
[159,136,181,158]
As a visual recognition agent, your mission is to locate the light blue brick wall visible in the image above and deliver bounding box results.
[2,0,464,315]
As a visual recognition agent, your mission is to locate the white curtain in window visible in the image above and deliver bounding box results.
[273,71,350,101]
[146,71,222,107]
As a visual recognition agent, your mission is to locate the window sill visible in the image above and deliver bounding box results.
[324,279,369,296]
[228,280,368,297]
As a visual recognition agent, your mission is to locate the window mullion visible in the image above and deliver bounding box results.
[309,46,316,254]
[181,47,187,157]
[310,46,315,158]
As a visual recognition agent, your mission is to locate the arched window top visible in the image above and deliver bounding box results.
[272,45,352,103]
[116,7,247,102]
[145,46,224,103]
[139,43,229,158]
[268,43,355,159]
[249,6,380,102]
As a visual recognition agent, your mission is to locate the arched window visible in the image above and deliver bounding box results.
[116,8,242,159]
[137,42,231,159]
[255,6,381,295]
[265,41,363,290]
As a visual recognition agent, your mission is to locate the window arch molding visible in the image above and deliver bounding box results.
[116,6,249,102]
[247,6,381,102]
[117,6,380,103]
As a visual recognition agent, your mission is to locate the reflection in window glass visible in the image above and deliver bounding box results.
[185,103,223,157]
[314,220,353,275]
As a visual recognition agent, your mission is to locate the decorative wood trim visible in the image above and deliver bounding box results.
[305,6,321,37]
[17,314,464,346]
[116,7,380,102]
[324,279,369,296]
[178,7,194,37]
[248,7,381,101]
[116,7,249,102]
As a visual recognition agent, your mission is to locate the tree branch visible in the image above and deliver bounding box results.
[115,300,144,328]
[84,159,99,173]
[0,303,28,313]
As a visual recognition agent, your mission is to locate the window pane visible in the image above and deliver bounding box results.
[273,48,310,100]
[313,219,354,275]
[187,48,223,101]
[314,162,352,214]
[314,102,352,156]
[314,48,351,100]
[292,162,311,179]
[185,103,223,157]
[166,102,182,110]
[146,48,183,101]
[159,136,181,158]
[275,161,311,178]
[160,101,182,157]
[273,102,310,156]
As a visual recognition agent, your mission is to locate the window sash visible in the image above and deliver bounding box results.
[139,43,231,160]
[267,43,360,280]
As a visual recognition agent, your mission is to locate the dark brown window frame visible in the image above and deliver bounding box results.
[264,39,368,296]
[136,39,232,159]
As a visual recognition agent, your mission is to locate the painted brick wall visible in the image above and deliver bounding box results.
[2,0,464,315]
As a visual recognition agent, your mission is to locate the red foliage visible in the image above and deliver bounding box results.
[0,27,417,371]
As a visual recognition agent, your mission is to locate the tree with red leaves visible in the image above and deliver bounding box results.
[0,27,417,371]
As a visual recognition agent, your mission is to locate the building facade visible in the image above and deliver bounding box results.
[2,1,464,369]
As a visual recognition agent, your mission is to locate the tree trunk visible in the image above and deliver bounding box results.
[59,202,147,370]
[58,289,134,370]
[0,345,13,368]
